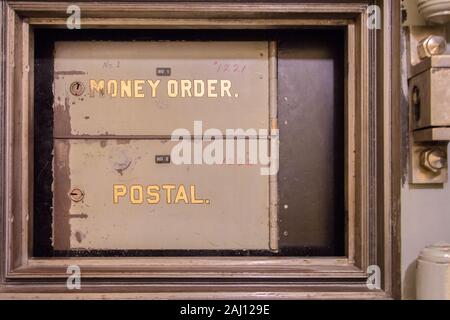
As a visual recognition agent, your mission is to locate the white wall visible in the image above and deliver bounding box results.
[401,173,450,299]
[401,0,450,300]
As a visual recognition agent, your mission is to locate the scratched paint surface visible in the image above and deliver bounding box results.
[53,41,269,136]
[53,139,270,250]
[52,41,271,250]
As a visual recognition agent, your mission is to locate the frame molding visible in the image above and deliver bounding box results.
[0,1,401,299]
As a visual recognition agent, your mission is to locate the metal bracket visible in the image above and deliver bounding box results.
[407,26,450,185]
[409,59,450,185]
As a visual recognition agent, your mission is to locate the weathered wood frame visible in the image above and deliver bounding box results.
[0,1,401,299]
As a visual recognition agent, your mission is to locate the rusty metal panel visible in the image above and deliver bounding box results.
[53,41,269,137]
[53,139,269,250]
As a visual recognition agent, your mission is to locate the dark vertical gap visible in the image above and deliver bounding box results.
[333,33,346,256]
[33,30,55,257]
[277,30,345,256]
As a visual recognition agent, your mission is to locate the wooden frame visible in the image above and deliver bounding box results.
[0,1,401,299]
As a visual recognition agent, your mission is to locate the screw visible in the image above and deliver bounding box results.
[420,148,447,173]
[70,188,84,202]
[70,81,85,96]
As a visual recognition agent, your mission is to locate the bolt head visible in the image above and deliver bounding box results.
[420,148,447,173]
[417,35,447,60]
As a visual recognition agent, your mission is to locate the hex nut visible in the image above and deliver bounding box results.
[417,35,447,60]
[420,148,447,173]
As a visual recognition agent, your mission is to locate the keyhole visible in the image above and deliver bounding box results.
[412,86,421,122]
[70,188,84,202]
[70,81,85,96]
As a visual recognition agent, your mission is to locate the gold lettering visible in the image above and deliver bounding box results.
[180,80,192,98]
[167,80,178,97]
[221,80,232,97]
[147,185,160,204]
[162,184,176,203]
[194,80,205,97]
[190,185,204,204]
[174,185,189,204]
[120,80,132,98]
[113,184,127,204]
[207,80,217,98]
[90,79,105,97]
[130,185,144,204]
[134,80,145,98]
[107,80,118,97]
[147,80,160,97]
[113,184,208,205]
[91,79,233,99]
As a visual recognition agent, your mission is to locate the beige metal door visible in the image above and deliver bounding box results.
[53,41,269,136]
[52,41,271,251]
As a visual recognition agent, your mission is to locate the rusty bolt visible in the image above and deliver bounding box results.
[420,148,447,173]
[417,35,447,60]
[70,188,84,202]
[70,81,85,96]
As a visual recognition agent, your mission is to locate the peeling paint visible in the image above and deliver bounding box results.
[53,140,72,250]
[53,95,72,137]
[53,140,269,250]
[74,231,83,243]
[55,70,87,76]
[53,41,269,136]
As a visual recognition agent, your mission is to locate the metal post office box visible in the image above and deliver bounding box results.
[53,41,269,136]
[52,41,272,251]
[53,139,270,250]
